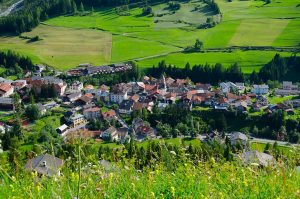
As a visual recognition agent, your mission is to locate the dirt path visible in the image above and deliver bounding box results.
[0,0,24,17]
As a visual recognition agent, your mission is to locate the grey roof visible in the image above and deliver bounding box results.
[119,100,134,110]
[113,63,126,68]
[230,132,248,141]
[36,103,46,111]
[25,154,64,176]
[0,97,13,104]
[117,127,129,139]
[71,114,84,121]
[67,92,82,99]
[242,150,274,167]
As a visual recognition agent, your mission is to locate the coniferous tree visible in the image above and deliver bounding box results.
[79,2,85,12]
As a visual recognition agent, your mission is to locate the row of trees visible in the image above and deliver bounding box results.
[252,54,300,83]
[0,50,35,71]
[147,54,300,85]
[148,60,244,85]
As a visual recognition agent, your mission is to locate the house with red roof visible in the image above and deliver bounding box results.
[0,83,14,97]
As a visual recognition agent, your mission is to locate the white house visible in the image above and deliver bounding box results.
[101,127,118,141]
[275,81,299,96]
[110,91,128,104]
[242,150,274,167]
[220,82,244,93]
[68,81,83,93]
[83,107,101,120]
[230,132,248,147]
[25,154,64,177]
[251,84,269,95]
[69,114,87,128]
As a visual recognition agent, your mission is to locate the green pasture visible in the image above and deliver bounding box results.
[136,50,292,74]
[0,0,299,70]
[111,35,180,62]
[268,95,295,104]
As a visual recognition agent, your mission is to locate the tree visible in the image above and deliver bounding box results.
[264,143,271,154]
[12,93,22,114]
[26,105,41,121]
[217,114,227,131]
[224,144,233,161]
[2,129,11,150]
[72,0,78,13]
[11,116,22,138]
[79,2,84,12]
[175,122,189,136]
[8,137,22,174]
[142,6,152,15]
[157,123,172,138]
[194,39,203,50]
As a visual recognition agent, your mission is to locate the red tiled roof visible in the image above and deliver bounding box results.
[84,93,93,99]
[165,92,176,99]
[145,84,157,91]
[176,79,187,84]
[84,107,100,113]
[102,109,116,118]
[85,85,94,90]
[133,102,146,111]
[0,83,13,92]
[218,97,228,104]
[12,82,25,87]
[131,94,140,101]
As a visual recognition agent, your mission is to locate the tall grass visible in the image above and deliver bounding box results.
[0,142,300,198]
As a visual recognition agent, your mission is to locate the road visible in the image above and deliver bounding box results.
[250,137,299,148]
[116,114,129,129]
[0,0,24,17]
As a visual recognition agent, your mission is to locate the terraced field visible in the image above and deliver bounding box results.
[0,0,299,71]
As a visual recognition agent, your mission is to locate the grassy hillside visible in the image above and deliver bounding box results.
[0,0,299,70]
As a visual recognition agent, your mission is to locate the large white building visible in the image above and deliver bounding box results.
[275,81,299,96]
[110,91,128,104]
[220,82,245,93]
[251,84,269,95]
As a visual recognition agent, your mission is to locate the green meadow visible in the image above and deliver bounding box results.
[136,50,292,73]
[0,0,299,71]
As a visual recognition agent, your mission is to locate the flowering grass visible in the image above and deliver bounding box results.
[1,157,300,198]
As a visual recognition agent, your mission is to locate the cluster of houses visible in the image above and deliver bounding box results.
[51,76,299,143]
[67,63,132,76]
[0,69,299,143]
[23,131,276,178]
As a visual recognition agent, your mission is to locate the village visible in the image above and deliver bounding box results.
[0,62,299,173]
